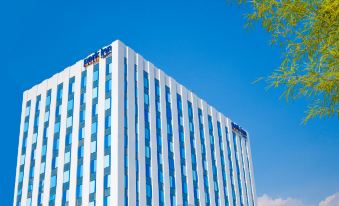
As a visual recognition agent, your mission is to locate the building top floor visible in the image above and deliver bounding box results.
[22,39,249,139]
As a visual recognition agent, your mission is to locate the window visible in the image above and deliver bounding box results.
[106,57,112,74]
[104,174,110,188]
[63,170,70,183]
[144,93,149,105]
[145,146,150,158]
[67,99,74,110]
[50,175,56,188]
[92,103,98,116]
[80,110,85,123]
[57,85,63,100]
[50,194,55,202]
[81,73,87,88]
[66,116,73,128]
[44,111,50,122]
[144,76,149,88]
[105,80,111,92]
[70,79,75,93]
[105,116,111,129]
[90,180,96,193]
[104,195,110,206]
[91,122,97,134]
[40,162,45,174]
[104,155,110,168]
[56,105,62,116]
[64,152,70,164]
[78,146,84,158]
[52,156,58,169]
[155,83,160,96]
[19,171,24,182]
[30,166,35,178]
[24,122,29,132]
[91,141,97,153]
[46,95,51,106]
[77,164,83,178]
[90,160,96,173]
[32,133,37,144]
[26,198,32,206]
[54,122,60,133]
[41,145,47,156]
[20,154,25,165]
[79,127,85,140]
[93,69,99,82]
[53,138,59,150]
[37,98,42,111]
[156,101,161,112]
[146,184,152,197]
[80,93,86,105]
[66,132,72,145]
[105,98,111,110]
[25,105,31,117]
[92,87,98,99]
[77,185,82,198]
[63,189,69,204]
[105,134,111,148]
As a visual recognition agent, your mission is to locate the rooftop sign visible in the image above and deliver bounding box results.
[231,122,247,138]
[84,45,112,67]
[101,45,112,58]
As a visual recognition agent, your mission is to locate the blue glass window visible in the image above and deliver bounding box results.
[50,176,56,188]
[81,71,87,89]
[106,57,112,74]
[93,64,99,82]
[57,84,63,100]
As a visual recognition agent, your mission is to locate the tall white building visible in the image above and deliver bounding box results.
[14,40,256,206]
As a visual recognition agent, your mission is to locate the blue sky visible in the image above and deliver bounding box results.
[0,0,338,205]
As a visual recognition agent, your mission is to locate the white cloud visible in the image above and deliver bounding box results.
[258,192,339,206]
[319,192,339,206]
[258,194,305,206]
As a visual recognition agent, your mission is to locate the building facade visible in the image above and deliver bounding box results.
[14,40,257,206]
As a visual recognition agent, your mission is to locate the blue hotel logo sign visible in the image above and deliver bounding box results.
[84,51,99,67]
[231,122,247,138]
[101,45,112,58]
[84,45,112,67]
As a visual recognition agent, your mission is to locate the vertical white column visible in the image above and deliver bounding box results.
[246,135,257,206]
[82,63,93,205]
[226,118,241,206]
[95,54,107,206]
[169,78,183,206]
[68,62,82,206]
[237,134,246,206]
[191,94,206,206]
[136,54,146,206]
[242,137,251,206]
[180,87,194,205]
[211,110,226,206]
[42,75,58,205]
[127,47,137,205]
[31,82,47,206]
[220,117,233,206]
[158,70,171,206]
[148,63,159,205]
[201,102,216,206]
[111,40,125,206]
[55,69,70,206]
[13,90,28,206]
